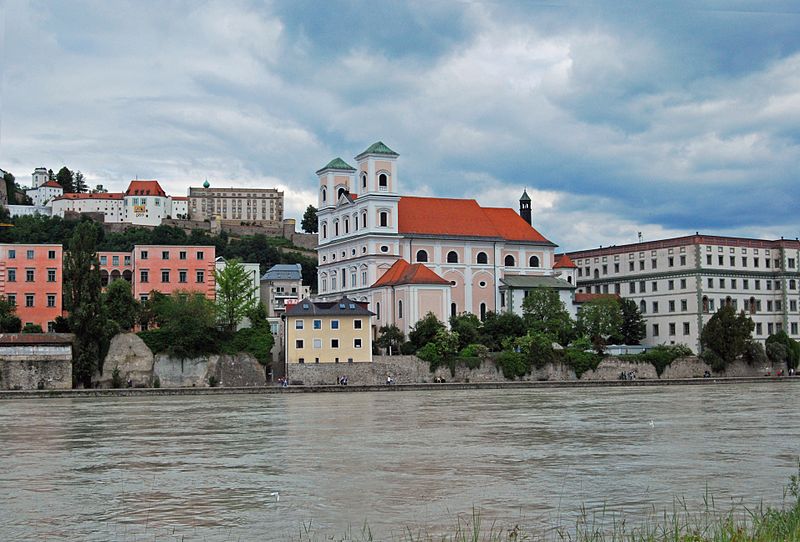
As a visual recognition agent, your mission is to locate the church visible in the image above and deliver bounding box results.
[315,142,577,336]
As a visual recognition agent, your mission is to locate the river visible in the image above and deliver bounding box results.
[0,382,798,540]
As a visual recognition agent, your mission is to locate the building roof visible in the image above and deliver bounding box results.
[553,254,577,269]
[284,296,373,317]
[520,189,531,202]
[261,263,303,281]
[499,275,575,290]
[355,141,399,160]
[41,181,63,189]
[125,180,167,197]
[172,196,188,201]
[567,233,800,258]
[371,259,450,287]
[54,192,124,201]
[574,293,620,304]
[316,157,356,174]
[0,333,74,346]
[397,196,554,244]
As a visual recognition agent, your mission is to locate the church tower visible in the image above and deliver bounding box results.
[519,189,532,225]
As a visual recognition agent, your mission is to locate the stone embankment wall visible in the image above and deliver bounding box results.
[0,344,72,390]
[96,333,266,388]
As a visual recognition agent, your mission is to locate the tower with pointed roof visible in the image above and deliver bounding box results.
[519,189,532,225]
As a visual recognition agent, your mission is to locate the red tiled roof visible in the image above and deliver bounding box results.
[125,180,166,197]
[574,293,620,304]
[398,196,552,244]
[171,196,188,201]
[371,259,450,287]
[55,192,123,200]
[41,181,63,189]
[553,253,577,269]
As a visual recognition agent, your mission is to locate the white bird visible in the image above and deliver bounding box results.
[648,420,655,428]
[270,492,280,502]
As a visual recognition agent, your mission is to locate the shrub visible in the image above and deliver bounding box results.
[766,342,788,365]
[416,342,441,366]
[564,347,602,378]
[208,375,218,387]
[137,328,172,355]
[460,357,482,370]
[399,341,416,355]
[701,349,725,372]
[745,340,768,366]
[624,344,694,376]
[153,375,161,388]
[496,350,527,380]
[111,366,123,389]
[21,323,43,333]
[220,326,275,365]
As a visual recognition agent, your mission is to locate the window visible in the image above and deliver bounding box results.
[26,269,35,282]
[729,256,735,266]
[361,172,367,189]
[379,212,388,227]
[179,270,187,283]
[416,250,428,263]
[708,278,714,288]
[313,319,322,330]
[530,255,540,267]
[295,319,304,329]
[669,323,676,336]
[480,302,487,321]
[7,294,15,306]
[792,322,798,335]
[378,173,388,189]
[668,280,674,290]
[7,269,15,282]
[681,299,688,311]
[161,270,170,283]
[754,258,760,268]
[141,250,148,260]
[376,302,381,320]
[652,301,659,313]
[47,294,56,308]
[755,280,761,290]
[640,280,646,292]
[25,294,34,307]
[472,251,487,265]
[706,255,712,265]
[354,319,362,329]
[652,281,658,292]
[504,255,515,267]
[629,282,636,294]
[48,250,56,259]
[162,251,170,260]
[680,279,687,289]
[718,255,723,265]
[720,278,726,288]
[756,322,763,335]
[398,300,403,319]
[140,270,149,283]
[447,251,459,264]
[652,323,659,336]
[331,320,339,330]
[331,339,340,348]
[295,339,304,349]
[197,251,204,260]
[196,270,205,283]
[668,256,674,267]
[26,250,34,259]
[312,339,322,349]
[614,263,620,273]
[789,258,796,269]
[47,269,56,282]
[179,251,187,260]
[124,256,131,266]
[680,255,686,265]
[354,338,362,349]
[639,260,645,270]
[683,322,690,335]
[112,255,119,266]
[629,261,635,271]
[669,300,675,312]
[8,249,15,259]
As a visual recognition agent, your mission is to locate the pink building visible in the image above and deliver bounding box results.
[130,245,216,301]
[0,243,64,331]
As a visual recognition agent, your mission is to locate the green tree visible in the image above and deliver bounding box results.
[214,259,258,332]
[766,331,800,370]
[246,302,270,330]
[408,312,446,351]
[64,221,107,387]
[104,279,139,331]
[0,296,22,332]
[150,293,219,358]
[21,323,43,333]
[301,205,318,233]
[480,311,526,351]
[449,312,482,350]
[521,288,575,346]
[577,297,624,354]
[700,304,754,371]
[56,166,74,193]
[618,298,646,345]
[73,171,88,193]
[376,324,405,354]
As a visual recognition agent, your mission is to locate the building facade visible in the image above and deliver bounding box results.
[260,263,311,317]
[187,183,284,225]
[52,192,125,222]
[315,142,574,336]
[0,243,64,331]
[284,297,374,364]
[567,235,800,352]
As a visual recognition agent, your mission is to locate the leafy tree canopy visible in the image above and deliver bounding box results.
[408,312,446,352]
[104,279,140,331]
[521,288,575,346]
[700,304,754,370]
[577,297,624,353]
[449,312,482,350]
[301,205,318,233]
[480,311,526,351]
[215,259,258,332]
[376,324,405,354]
[618,298,647,345]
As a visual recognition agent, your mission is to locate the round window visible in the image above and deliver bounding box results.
[479,281,486,287]
[450,280,456,286]
[380,245,389,253]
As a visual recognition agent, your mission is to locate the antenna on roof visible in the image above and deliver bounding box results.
[637,232,643,243]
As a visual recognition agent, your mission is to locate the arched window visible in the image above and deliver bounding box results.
[376,302,381,320]
[353,214,359,230]
[447,251,458,263]
[416,250,428,263]
[567,276,572,284]
[749,296,757,314]
[480,303,487,321]
[334,221,339,236]
[337,187,346,199]
[361,172,367,189]
[361,211,368,228]
[640,300,646,314]
[477,252,488,264]
[702,296,709,313]
[593,269,600,279]
[380,211,388,227]
[398,300,403,319]
[344,218,349,234]
[322,223,327,239]
[379,173,388,189]
[529,255,540,267]
[321,187,327,202]
[451,303,457,317]
[504,255,515,267]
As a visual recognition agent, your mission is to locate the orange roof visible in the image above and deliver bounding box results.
[574,293,620,304]
[398,196,552,244]
[41,181,63,189]
[125,180,166,197]
[55,192,123,200]
[371,259,450,287]
[171,196,188,201]
[553,253,577,269]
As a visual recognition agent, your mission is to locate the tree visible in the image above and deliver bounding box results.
[301,205,318,233]
[618,298,646,345]
[151,293,219,358]
[73,170,88,193]
[766,331,800,370]
[408,312,446,352]
[0,295,22,332]
[577,297,624,354]
[21,323,43,333]
[64,221,107,387]
[56,167,74,193]
[376,324,405,354]
[104,279,140,331]
[700,304,754,371]
[214,259,258,332]
[449,312,482,350]
[521,288,575,346]
[480,311,526,351]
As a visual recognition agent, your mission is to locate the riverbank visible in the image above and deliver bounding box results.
[1,374,797,399]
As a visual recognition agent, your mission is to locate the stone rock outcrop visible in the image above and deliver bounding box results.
[96,333,154,388]
[580,358,658,380]
[153,353,267,388]
[660,357,712,379]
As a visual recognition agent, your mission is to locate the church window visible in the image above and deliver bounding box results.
[379,173,388,189]
[376,302,381,320]
[361,172,367,189]
[361,211,368,228]
[476,252,488,264]
[451,303,457,317]
[504,255,515,267]
[334,221,339,236]
[321,187,327,202]
[447,251,458,263]
[398,300,403,319]
[337,187,346,199]
[344,218,349,234]
[416,250,428,263]
[480,303,487,321]
[322,223,327,239]
[379,211,388,227]
[529,255,540,267]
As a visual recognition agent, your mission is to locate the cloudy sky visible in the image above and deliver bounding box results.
[1,0,799,251]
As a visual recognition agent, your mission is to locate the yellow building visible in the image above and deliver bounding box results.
[284,297,374,364]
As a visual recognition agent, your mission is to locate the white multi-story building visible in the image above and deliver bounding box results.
[51,192,125,221]
[188,182,284,225]
[122,180,171,226]
[260,263,311,317]
[25,168,63,207]
[567,235,800,352]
